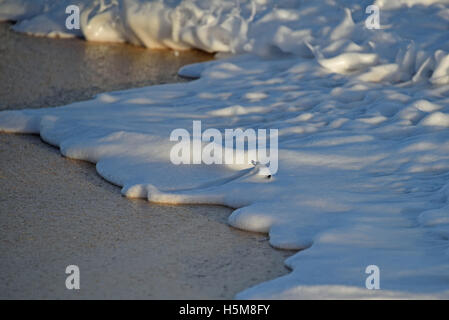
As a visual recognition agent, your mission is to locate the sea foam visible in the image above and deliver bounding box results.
[1,0,449,299]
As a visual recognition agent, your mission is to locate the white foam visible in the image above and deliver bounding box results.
[1,0,449,299]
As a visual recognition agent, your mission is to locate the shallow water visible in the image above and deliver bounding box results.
[0,22,212,110]
[0,22,292,299]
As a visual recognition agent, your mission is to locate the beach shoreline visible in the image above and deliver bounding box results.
[0,22,292,299]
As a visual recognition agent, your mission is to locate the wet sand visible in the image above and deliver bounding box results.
[0,23,292,299]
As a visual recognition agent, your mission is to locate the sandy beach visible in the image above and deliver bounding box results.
[2,0,449,301]
[0,22,292,299]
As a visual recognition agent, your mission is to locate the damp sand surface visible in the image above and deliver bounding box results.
[0,23,292,299]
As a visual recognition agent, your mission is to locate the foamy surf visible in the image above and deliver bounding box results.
[1,0,449,299]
